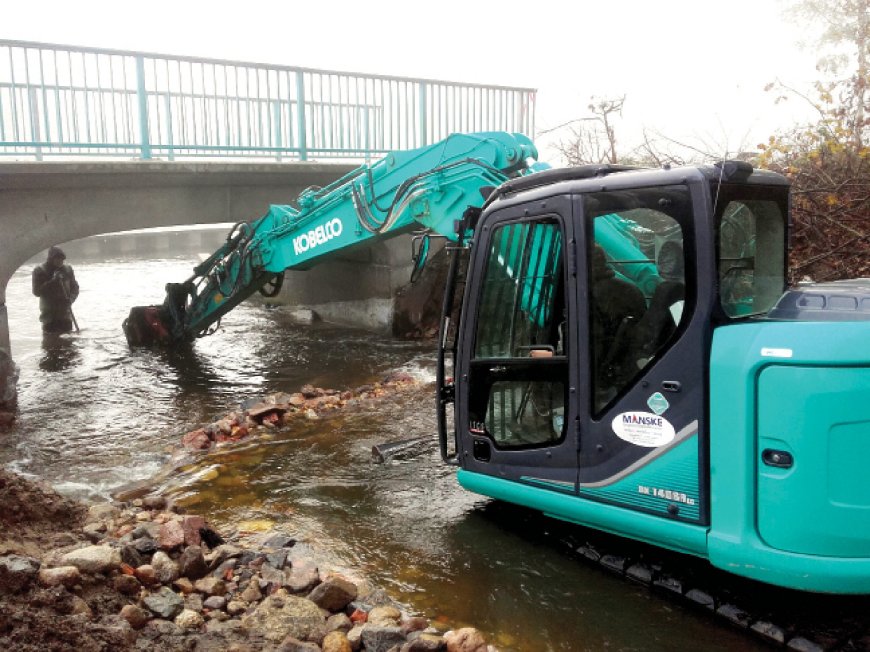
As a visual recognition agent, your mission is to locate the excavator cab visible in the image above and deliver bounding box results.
[438,161,870,593]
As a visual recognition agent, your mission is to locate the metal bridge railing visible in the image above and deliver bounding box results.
[0,40,536,162]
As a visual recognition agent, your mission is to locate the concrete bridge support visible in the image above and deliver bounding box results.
[0,160,354,409]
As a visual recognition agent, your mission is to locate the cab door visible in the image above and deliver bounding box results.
[577,183,708,524]
[455,195,581,491]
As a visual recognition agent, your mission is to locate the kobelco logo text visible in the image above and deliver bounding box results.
[293,218,343,255]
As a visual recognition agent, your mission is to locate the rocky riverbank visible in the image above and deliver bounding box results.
[0,466,501,651]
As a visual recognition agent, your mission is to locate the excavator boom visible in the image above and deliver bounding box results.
[123,132,539,345]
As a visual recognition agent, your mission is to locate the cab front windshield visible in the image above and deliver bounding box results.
[715,184,788,318]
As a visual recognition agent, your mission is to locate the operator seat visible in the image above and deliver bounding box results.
[635,240,685,359]
[590,245,646,407]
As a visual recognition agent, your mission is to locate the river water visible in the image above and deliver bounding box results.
[1,239,766,651]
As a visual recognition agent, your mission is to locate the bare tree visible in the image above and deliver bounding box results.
[550,95,626,165]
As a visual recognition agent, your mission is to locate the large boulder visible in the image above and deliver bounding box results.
[361,624,407,652]
[37,565,80,588]
[307,576,358,612]
[241,589,325,642]
[444,627,488,652]
[61,545,121,574]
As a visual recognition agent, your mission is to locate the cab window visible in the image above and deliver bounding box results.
[470,218,567,448]
[585,185,690,414]
[716,187,787,318]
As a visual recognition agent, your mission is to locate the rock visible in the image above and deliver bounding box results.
[133,522,160,539]
[444,628,488,652]
[195,576,227,596]
[132,536,157,556]
[82,522,107,542]
[260,564,286,587]
[241,581,263,602]
[61,545,120,574]
[151,550,180,583]
[114,573,141,595]
[264,533,296,549]
[307,576,358,612]
[368,605,402,627]
[185,592,204,612]
[279,636,321,652]
[265,550,289,570]
[227,599,247,616]
[182,429,211,450]
[158,520,185,550]
[38,565,80,588]
[350,609,367,624]
[70,595,94,619]
[0,555,40,593]
[175,608,205,630]
[322,630,353,652]
[206,544,243,569]
[402,616,429,634]
[204,595,227,610]
[402,633,447,651]
[326,612,353,633]
[173,577,195,594]
[285,559,320,593]
[120,604,151,629]
[142,495,167,510]
[135,564,160,587]
[347,624,365,651]
[361,624,406,652]
[177,545,208,580]
[182,515,206,546]
[143,586,185,619]
[240,590,325,642]
[87,502,119,522]
[120,544,145,568]
[213,558,239,580]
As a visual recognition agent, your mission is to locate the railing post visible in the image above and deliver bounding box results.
[135,55,152,160]
[295,71,307,161]
[418,82,427,147]
[28,86,43,161]
[163,93,174,161]
[272,100,282,162]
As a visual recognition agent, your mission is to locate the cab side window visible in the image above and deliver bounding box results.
[586,186,689,414]
[717,198,786,318]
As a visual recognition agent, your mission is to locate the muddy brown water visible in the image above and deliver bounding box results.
[1,245,771,651]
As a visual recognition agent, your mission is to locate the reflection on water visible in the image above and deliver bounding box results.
[39,334,82,372]
[1,253,762,651]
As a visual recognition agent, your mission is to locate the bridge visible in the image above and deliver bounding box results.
[0,39,536,405]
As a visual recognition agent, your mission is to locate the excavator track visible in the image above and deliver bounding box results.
[480,501,870,651]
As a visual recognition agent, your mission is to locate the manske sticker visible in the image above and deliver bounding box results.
[611,411,676,448]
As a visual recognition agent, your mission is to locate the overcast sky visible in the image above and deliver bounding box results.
[5,0,823,163]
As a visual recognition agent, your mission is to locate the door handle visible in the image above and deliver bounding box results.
[762,449,794,469]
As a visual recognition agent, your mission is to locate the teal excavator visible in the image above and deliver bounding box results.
[126,131,870,594]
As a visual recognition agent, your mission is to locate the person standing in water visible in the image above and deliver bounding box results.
[32,246,79,334]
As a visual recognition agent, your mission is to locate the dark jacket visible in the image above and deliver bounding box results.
[32,263,79,329]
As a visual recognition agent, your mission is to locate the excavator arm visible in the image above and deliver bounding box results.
[124,132,539,346]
